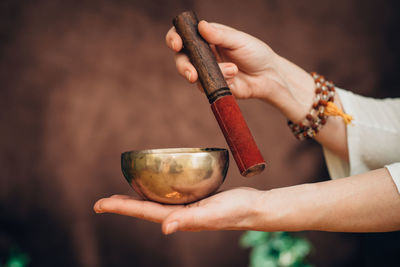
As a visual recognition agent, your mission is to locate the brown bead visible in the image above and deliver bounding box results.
[322,91,328,95]
[316,76,325,83]
[306,114,313,121]
[315,88,322,94]
[299,122,305,129]
[321,119,327,125]
[312,103,319,109]
[328,96,334,102]
[318,113,325,119]
[319,100,328,106]
[296,133,304,140]
[329,87,335,92]
[311,123,318,129]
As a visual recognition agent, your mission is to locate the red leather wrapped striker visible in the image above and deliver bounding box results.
[173,11,266,177]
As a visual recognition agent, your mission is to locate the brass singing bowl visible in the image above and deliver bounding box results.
[121,148,229,204]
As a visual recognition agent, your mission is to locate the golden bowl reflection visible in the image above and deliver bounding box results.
[121,148,229,204]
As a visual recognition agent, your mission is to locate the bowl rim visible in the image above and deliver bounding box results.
[121,147,228,156]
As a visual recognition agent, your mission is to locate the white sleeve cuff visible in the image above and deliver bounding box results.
[385,163,400,194]
[322,88,400,195]
[322,88,352,180]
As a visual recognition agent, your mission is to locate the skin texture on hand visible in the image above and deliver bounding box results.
[166,21,348,160]
[94,168,400,234]
[167,21,277,100]
[94,188,262,235]
[166,21,314,120]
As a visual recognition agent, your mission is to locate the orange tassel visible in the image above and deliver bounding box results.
[324,102,353,124]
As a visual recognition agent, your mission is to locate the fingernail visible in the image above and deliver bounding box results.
[94,201,103,213]
[226,66,236,75]
[165,221,179,235]
[94,207,103,214]
[185,71,192,82]
[204,20,214,29]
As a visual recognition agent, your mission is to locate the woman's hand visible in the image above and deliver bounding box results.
[94,169,400,234]
[167,21,349,159]
[166,20,315,123]
[94,187,262,235]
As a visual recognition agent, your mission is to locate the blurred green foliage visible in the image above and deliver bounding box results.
[240,231,312,267]
[0,248,29,267]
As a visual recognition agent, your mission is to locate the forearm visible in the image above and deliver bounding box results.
[254,168,400,232]
[271,55,348,160]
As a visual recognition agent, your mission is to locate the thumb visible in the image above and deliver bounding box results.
[198,20,247,50]
[162,207,210,235]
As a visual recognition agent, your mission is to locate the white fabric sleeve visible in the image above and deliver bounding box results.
[385,163,400,194]
[322,88,400,194]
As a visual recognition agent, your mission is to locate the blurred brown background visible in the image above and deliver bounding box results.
[1,0,399,266]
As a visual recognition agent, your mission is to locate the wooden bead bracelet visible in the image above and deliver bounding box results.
[288,72,353,140]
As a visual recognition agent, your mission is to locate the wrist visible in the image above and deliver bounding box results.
[253,184,319,232]
[258,54,315,122]
[241,189,270,230]
[278,56,315,121]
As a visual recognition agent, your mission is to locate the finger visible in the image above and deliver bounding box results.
[162,207,215,234]
[198,20,246,50]
[210,44,223,62]
[195,63,237,94]
[219,62,238,79]
[109,194,138,200]
[175,53,198,83]
[226,78,236,89]
[165,27,183,52]
[94,197,181,223]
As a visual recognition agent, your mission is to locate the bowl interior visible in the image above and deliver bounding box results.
[123,147,227,155]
